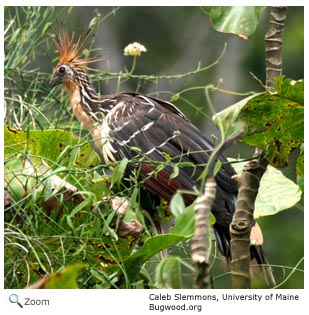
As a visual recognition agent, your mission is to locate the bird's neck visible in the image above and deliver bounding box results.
[65,70,112,130]
[67,76,108,153]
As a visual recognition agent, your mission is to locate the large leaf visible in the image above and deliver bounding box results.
[200,6,265,39]
[4,157,37,200]
[213,78,304,173]
[43,264,88,289]
[4,125,100,169]
[239,93,303,168]
[111,234,187,283]
[275,77,304,104]
[170,204,195,237]
[231,160,302,218]
[155,256,182,289]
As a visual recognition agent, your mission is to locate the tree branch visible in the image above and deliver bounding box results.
[230,149,268,288]
[265,6,287,89]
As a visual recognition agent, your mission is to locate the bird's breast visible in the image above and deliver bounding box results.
[70,89,97,131]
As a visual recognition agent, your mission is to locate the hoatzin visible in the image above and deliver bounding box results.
[49,28,273,281]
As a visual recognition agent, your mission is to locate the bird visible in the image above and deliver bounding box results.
[49,27,273,282]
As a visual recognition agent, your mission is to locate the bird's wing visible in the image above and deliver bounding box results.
[100,92,271,263]
[101,92,239,257]
[102,92,237,201]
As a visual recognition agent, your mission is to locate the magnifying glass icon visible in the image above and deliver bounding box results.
[9,294,23,308]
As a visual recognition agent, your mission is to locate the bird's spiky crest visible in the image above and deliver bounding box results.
[54,26,102,69]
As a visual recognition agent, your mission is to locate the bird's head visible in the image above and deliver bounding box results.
[49,63,75,88]
[49,27,102,91]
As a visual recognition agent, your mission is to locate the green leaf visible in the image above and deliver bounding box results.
[200,6,265,39]
[213,93,258,139]
[4,158,31,200]
[122,234,187,283]
[155,256,182,288]
[68,198,93,218]
[213,160,223,177]
[170,204,195,237]
[239,93,303,168]
[214,80,304,171]
[275,77,304,104]
[111,158,128,187]
[43,263,88,289]
[170,191,186,217]
[170,165,179,179]
[231,160,302,218]
[4,156,52,201]
[4,125,100,169]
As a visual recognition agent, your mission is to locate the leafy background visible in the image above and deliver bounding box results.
[4,6,304,288]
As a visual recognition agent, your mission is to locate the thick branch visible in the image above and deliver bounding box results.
[265,6,287,89]
[230,151,268,289]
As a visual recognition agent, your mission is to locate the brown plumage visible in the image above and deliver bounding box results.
[49,28,274,284]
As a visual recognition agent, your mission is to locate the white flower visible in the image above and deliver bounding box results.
[123,42,147,56]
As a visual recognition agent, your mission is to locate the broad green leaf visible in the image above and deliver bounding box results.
[239,93,303,168]
[4,125,100,169]
[275,77,304,104]
[231,160,302,218]
[213,93,258,139]
[43,263,88,288]
[155,256,182,288]
[170,204,195,237]
[214,78,304,172]
[200,6,265,39]
[4,157,33,200]
[4,156,53,201]
[121,234,187,283]
[170,192,217,237]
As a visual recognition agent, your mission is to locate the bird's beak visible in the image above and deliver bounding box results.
[49,74,62,87]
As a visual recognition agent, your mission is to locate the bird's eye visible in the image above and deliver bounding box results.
[58,65,67,75]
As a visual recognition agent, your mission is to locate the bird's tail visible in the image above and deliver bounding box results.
[249,223,276,287]
[250,244,276,287]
